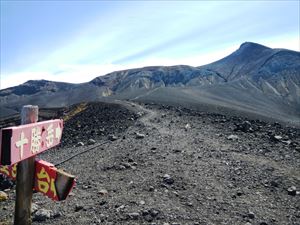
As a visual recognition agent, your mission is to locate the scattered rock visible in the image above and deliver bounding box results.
[0,191,8,201]
[271,135,283,142]
[121,162,131,169]
[248,211,255,219]
[136,132,145,139]
[149,186,155,192]
[287,186,297,196]
[281,140,292,145]
[0,175,14,190]
[173,149,182,153]
[108,134,118,141]
[234,121,253,132]
[32,209,52,221]
[128,212,139,220]
[140,200,145,205]
[259,222,268,225]
[99,189,109,196]
[163,174,174,185]
[184,123,191,131]
[52,211,62,218]
[31,203,39,213]
[88,138,96,145]
[75,204,84,212]
[76,142,84,147]
[227,135,239,140]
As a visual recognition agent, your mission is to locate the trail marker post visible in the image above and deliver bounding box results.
[15,105,38,225]
[0,105,75,225]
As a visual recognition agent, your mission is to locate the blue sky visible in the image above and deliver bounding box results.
[1,1,299,89]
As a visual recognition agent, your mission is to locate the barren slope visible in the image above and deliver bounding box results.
[1,101,299,225]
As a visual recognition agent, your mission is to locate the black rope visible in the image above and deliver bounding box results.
[54,140,110,167]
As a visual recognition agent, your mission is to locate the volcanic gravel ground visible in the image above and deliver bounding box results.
[0,101,299,225]
[60,102,138,147]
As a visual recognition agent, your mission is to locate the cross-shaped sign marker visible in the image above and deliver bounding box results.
[15,131,28,159]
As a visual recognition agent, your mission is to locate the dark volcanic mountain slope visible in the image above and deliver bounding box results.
[200,42,300,104]
[90,42,300,93]
[90,65,223,91]
[201,42,300,81]
[0,80,76,97]
[0,42,299,123]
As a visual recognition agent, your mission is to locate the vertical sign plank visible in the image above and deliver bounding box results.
[14,105,38,225]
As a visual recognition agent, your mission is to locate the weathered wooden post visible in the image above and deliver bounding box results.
[0,105,75,223]
[14,105,38,225]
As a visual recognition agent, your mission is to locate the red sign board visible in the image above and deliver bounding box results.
[0,119,63,165]
[0,160,75,201]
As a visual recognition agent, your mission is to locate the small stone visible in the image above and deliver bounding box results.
[271,135,282,142]
[0,175,14,190]
[99,189,108,196]
[88,139,96,145]
[0,191,8,201]
[128,212,139,220]
[287,186,297,196]
[75,204,84,212]
[259,222,268,225]
[184,123,191,131]
[76,142,84,147]
[241,121,252,132]
[33,209,52,221]
[98,199,106,206]
[108,135,118,141]
[31,203,39,213]
[149,186,155,192]
[173,149,182,153]
[136,132,145,139]
[163,174,174,185]
[282,140,292,145]
[236,190,244,196]
[270,180,279,187]
[121,162,131,168]
[248,212,255,219]
[227,135,239,140]
[52,211,62,218]
[186,202,193,207]
[149,209,159,217]
[140,200,145,205]
[0,191,8,202]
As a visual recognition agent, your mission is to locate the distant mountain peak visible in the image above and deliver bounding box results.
[239,42,270,51]
[23,79,54,86]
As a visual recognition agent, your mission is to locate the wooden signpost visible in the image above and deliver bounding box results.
[0,105,75,225]
[0,119,63,165]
